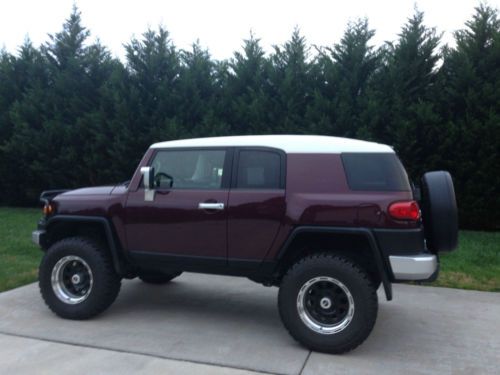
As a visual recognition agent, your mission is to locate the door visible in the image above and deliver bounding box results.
[228,148,286,261]
[125,148,231,259]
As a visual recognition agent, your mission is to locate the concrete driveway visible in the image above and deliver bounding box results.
[0,273,498,375]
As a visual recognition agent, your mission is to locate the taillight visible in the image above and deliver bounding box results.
[388,201,420,221]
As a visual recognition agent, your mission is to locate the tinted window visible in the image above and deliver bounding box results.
[150,150,226,189]
[341,153,410,191]
[236,150,281,189]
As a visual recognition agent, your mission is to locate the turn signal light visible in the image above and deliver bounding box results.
[388,201,420,221]
[43,203,55,216]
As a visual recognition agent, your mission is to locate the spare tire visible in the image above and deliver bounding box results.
[421,171,458,252]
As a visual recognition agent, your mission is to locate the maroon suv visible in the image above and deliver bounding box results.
[32,135,458,353]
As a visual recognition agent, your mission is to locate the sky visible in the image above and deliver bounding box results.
[0,0,498,61]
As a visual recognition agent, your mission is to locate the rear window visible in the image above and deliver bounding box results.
[341,153,410,191]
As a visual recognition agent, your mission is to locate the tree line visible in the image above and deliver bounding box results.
[0,5,499,229]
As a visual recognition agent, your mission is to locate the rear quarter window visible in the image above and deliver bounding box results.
[236,150,282,189]
[341,153,410,191]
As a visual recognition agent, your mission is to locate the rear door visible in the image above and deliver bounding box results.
[227,148,286,262]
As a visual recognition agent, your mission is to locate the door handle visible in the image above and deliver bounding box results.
[198,202,224,210]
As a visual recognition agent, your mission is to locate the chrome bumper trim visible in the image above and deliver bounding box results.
[389,254,437,280]
[32,230,46,246]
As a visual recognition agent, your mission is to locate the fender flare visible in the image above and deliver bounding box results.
[276,226,393,300]
[45,215,127,276]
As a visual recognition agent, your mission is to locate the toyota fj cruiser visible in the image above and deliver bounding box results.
[32,135,458,353]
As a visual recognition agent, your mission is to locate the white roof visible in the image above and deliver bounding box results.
[150,135,393,154]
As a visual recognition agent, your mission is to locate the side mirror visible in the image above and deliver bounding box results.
[140,166,155,201]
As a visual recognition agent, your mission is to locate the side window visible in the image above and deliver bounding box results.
[150,149,226,189]
[236,150,282,189]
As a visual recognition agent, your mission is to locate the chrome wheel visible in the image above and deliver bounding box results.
[297,276,355,334]
[51,255,93,304]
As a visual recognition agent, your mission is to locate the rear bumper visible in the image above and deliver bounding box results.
[373,227,439,281]
[389,254,438,281]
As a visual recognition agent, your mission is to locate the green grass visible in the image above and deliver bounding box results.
[428,231,500,292]
[0,207,42,292]
[0,207,498,293]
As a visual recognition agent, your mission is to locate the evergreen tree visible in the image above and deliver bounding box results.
[1,6,118,202]
[118,26,183,159]
[313,19,379,137]
[269,28,313,133]
[0,5,498,228]
[440,4,500,228]
[370,10,442,180]
[226,33,272,134]
[0,40,50,203]
[176,42,227,136]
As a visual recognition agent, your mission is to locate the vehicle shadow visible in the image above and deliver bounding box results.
[108,277,282,331]
[106,277,428,355]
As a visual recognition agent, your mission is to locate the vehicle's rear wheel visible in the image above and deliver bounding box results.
[138,271,182,284]
[278,253,378,354]
[421,171,458,252]
[39,237,121,320]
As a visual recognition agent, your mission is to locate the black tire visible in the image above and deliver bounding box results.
[278,253,378,354]
[39,237,121,320]
[138,271,182,284]
[421,171,458,252]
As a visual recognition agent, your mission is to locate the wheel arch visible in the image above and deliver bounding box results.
[44,215,129,276]
[275,226,392,300]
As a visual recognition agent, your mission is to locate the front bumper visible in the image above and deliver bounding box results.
[32,230,46,247]
[389,254,438,281]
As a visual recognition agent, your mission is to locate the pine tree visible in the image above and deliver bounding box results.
[269,28,313,133]
[440,4,500,228]
[1,6,119,203]
[120,26,182,153]
[370,10,442,181]
[0,40,50,203]
[226,33,272,134]
[176,42,225,136]
[0,5,498,228]
[313,19,379,137]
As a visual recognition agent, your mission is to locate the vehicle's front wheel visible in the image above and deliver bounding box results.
[278,253,378,354]
[39,237,121,320]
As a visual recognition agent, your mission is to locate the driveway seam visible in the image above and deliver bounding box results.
[0,331,285,375]
[298,351,311,375]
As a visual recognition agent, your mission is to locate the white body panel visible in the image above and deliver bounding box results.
[150,135,394,154]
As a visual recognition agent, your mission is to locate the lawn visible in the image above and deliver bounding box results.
[428,230,500,292]
[0,207,41,292]
[0,207,498,293]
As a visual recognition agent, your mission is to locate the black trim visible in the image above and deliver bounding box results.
[373,228,427,256]
[130,251,227,271]
[275,226,393,300]
[223,148,235,189]
[129,251,276,282]
[43,215,127,276]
